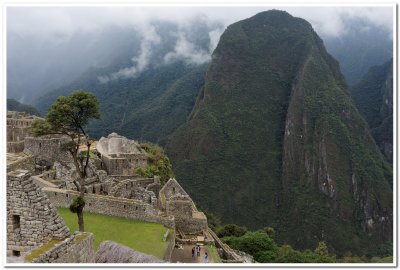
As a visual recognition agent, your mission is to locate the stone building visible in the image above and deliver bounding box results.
[7,111,43,153]
[7,169,70,257]
[160,179,208,235]
[24,135,72,165]
[96,133,148,176]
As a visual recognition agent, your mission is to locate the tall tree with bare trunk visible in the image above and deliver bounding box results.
[30,90,100,232]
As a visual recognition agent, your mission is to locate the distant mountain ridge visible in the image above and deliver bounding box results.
[7,98,40,116]
[166,10,392,255]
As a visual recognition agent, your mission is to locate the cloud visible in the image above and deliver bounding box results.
[98,24,161,83]
[285,7,393,38]
[8,6,393,84]
[164,31,210,65]
[8,6,393,39]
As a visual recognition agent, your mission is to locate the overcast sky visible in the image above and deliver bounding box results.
[7,6,393,39]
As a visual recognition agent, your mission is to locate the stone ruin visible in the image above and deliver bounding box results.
[95,241,164,263]
[6,116,233,263]
[7,169,69,257]
[97,133,148,176]
[7,111,43,153]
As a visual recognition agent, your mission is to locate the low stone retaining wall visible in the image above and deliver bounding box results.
[163,229,176,262]
[208,228,242,262]
[7,154,35,173]
[29,232,94,263]
[31,175,57,189]
[43,187,175,229]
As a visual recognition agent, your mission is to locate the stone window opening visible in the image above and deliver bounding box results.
[172,187,176,194]
[54,192,57,196]
[66,194,69,198]
[39,142,42,148]
[123,205,126,209]
[13,250,20,257]
[12,215,20,230]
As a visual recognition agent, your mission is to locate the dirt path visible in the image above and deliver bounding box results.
[170,244,213,263]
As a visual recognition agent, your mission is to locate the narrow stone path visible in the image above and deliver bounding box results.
[170,244,213,263]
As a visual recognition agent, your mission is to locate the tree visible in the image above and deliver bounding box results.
[30,90,100,232]
[217,224,248,238]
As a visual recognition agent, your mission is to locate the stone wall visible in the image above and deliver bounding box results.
[101,154,147,176]
[7,141,25,153]
[7,111,44,153]
[163,229,176,262]
[29,232,95,263]
[97,133,148,176]
[24,136,72,164]
[31,175,58,189]
[159,178,188,202]
[208,229,242,262]
[7,170,70,257]
[166,196,208,235]
[7,154,35,173]
[43,187,175,229]
[109,179,158,207]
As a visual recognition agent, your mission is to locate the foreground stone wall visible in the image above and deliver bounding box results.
[7,170,70,257]
[29,232,95,263]
[43,187,175,229]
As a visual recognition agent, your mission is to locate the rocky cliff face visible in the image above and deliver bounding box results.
[351,59,393,162]
[167,10,392,255]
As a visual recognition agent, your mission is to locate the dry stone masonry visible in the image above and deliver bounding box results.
[97,133,148,176]
[7,111,43,153]
[7,169,70,257]
[6,122,220,263]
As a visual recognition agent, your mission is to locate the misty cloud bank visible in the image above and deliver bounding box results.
[98,20,225,83]
[7,6,393,99]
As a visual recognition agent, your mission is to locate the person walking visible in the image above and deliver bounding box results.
[204,251,208,263]
[191,247,195,259]
[197,245,201,257]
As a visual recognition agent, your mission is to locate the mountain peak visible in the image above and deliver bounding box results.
[167,11,392,255]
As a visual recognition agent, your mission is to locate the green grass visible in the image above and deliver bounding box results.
[25,239,60,262]
[57,208,170,259]
[207,245,222,263]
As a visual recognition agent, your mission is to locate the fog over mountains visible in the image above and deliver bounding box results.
[7,7,392,103]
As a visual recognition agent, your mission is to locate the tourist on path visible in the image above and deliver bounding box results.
[191,247,195,259]
[197,245,201,256]
[204,252,208,263]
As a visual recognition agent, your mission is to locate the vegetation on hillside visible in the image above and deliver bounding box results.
[7,98,40,116]
[209,218,391,263]
[351,59,393,162]
[166,10,392,256]
[35,61,207,145]
[136,142,174,185]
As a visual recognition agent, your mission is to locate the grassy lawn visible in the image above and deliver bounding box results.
[207,245,222,263]
[57,208,170,259]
